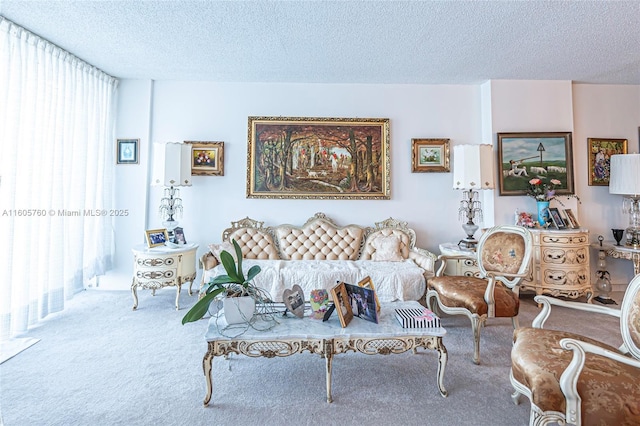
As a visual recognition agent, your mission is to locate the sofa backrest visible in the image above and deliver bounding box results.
[222,217,280,260]
[360,217,416,261]
[274,213,365,260]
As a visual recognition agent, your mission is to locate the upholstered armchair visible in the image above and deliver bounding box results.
[426,225,533,364]
[510,274,640,426]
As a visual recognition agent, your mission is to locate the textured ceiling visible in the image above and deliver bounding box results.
[1,0,640,84]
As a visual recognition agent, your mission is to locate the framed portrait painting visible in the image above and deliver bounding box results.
[247,116,390,200]
[497,132,575,196]
[587,138,627,186]
[116,139,139,164]
[185,141,224,176]
[411,138,450,172]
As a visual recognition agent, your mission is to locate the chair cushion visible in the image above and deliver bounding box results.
[480,231,527,275]
[511,327,640,425]
[427,276,519,317]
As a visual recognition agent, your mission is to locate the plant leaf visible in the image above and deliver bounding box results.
[181,287,225,324]
[232,239,246,282]
[219,250,241,283]
[246,265,261,282]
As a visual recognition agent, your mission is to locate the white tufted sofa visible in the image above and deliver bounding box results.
[202,212,436,303]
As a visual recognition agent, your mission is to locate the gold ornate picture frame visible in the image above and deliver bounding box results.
[411,138,450,172]
[497,132,574,196]
[330,281,353,328]
[185,141,224,176]
[247,116,390,199]
[145,228,168,248]
[587,138,627,186]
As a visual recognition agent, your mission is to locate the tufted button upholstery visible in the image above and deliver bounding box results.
[275,220,364,260]
[227,228,279,260]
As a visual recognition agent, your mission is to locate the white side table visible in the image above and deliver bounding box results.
[438,243,480,277]
[131,243,199,310]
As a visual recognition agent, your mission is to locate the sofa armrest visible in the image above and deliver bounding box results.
[200,252,219,270]
[532,295,621,329]
[409,247,437,274]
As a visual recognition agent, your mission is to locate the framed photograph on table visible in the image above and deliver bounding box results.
[330,281,353,327]
[247,116,390,200]
[357,276,380,312]
[548,208,567,229]
[563,209,580,229]
[345,282,378,323]
[497,132,574,196]
[116,139,139,164]
[185,141,224,176]
[587,138,627,186]
[411,138,450,172]
[145,228,168,248]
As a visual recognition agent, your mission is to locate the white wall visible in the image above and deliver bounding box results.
[100,80,640,292]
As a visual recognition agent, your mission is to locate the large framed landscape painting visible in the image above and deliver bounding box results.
[247,116,390,199]
[497,132,575,196]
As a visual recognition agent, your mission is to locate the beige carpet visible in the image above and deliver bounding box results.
[0,288,624,426]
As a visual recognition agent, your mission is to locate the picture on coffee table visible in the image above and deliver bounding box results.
[345,283,378,324]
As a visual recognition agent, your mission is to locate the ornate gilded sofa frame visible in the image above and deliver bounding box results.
[510,274,640,425]
[200,212,437,303]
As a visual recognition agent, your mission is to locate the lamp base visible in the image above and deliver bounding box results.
[458,238,478,250]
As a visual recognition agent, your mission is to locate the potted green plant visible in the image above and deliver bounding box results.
[182,239,261,325]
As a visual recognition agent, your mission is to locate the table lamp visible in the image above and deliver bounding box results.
[152,142,192,239]
[453,144,495,249]
[609,154,640,248]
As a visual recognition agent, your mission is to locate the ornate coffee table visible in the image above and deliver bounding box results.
[202,300,447,406]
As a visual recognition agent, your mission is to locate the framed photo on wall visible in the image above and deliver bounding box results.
[497,132,574,196]
[185,141,224,176]
[247,116,390,200]
[587,138,627,186]
[411,138,450,172]
[116,139,139,164]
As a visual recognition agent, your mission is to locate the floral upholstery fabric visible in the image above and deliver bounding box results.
[427,276,519,317]
[512,327,640,426]
[480,231,526,275]
[629,293,640,350]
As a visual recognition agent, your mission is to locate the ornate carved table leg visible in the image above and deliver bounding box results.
[131,278,138,311]
[324,339,333,403]
[203,342,215,406]
[435,337,448,397]
[175,283,182,310]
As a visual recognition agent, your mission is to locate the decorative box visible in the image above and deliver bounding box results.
[395,308,441,328]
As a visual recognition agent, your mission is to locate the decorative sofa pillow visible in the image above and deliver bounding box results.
[208,242,238,263]
[371,235,403,262]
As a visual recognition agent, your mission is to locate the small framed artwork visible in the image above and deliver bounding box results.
[357,276,380,312]
[173,227,187,244]
[587,138,628,186]
[411,138,450,172]
[497,132,574,196]
[330,281,353,328]
[145,228,169,248]
[563,209,581,229]
[548,208,567,229]
[116,139,139,164]
[185,141,224,176]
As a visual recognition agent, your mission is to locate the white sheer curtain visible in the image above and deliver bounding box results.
[0,17,118,340]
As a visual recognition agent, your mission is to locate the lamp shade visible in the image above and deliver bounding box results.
[453,144,495,190]
[609,154,640,196]
[152,142,192,187]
